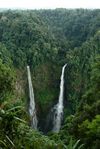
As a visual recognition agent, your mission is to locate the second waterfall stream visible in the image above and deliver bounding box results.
[27,66,37,129]
[53,64,67,132]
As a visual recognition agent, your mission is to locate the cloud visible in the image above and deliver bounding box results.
[0,0,100,9]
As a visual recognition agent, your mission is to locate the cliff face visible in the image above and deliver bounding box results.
[15,69,26,97]
[14,63,62,130]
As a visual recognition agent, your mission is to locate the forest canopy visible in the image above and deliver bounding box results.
[0,9,100,149]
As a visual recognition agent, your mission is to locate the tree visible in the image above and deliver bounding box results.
[0,59,14,102]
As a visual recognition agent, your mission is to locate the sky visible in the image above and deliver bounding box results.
[0,0,100,9]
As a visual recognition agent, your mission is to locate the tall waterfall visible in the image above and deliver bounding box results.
[27,66,37,129]
[53,64,67,132]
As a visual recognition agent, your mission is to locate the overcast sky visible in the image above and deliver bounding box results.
[0,0,100,9]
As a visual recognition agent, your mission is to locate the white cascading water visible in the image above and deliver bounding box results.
[53,64,67,133]
[27,66,37,129]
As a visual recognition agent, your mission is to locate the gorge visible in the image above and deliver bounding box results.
[0,9,100,149]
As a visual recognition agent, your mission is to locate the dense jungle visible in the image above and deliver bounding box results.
[0,9,100,149]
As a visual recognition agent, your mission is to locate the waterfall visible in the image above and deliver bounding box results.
[27,66,37,129]
[53,64,67,132]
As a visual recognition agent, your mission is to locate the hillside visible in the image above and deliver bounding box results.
[0,9,100,149]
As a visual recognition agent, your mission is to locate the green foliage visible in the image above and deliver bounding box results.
[65,31,100,113]
[0,9,100,148]
[37,88,58,108]
[0,9,99,114]
[66,138,84,149]
[0,59,15,102]
[0,104,65,149]
[65,57,100,148]
[78,115,100,149]
[0,43,12,65]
